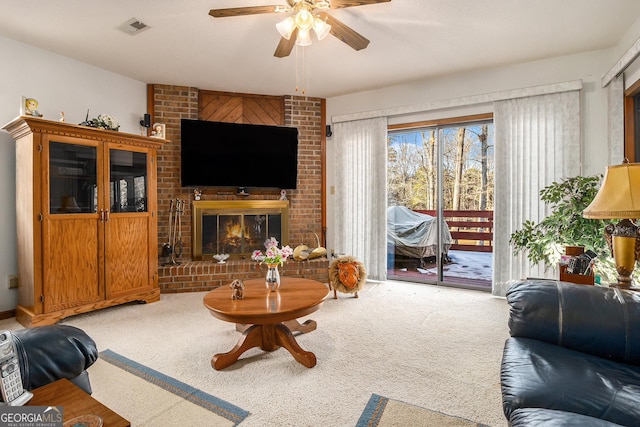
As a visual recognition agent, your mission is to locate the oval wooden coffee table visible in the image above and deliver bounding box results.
[203,277,329,370]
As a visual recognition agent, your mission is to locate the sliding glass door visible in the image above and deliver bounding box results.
[387,119,494,290]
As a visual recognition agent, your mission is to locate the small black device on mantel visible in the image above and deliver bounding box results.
[0,331,32,406]
[180,119,299,189]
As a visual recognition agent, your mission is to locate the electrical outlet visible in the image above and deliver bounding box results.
[8,275,18,289]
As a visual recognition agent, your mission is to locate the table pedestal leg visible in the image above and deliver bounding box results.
[236,319,317,334]
[212,323,316,370]
[212,324,263,370]
[274,324,317,368]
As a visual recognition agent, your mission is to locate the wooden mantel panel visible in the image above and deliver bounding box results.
[198,90,284,125]
[243,97,284,125]
[200,93,243,123]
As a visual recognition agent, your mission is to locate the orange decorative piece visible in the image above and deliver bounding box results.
[329,255,366,299]
[338,262,360,289]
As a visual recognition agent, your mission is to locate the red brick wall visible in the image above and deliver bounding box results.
[153,85,327,292]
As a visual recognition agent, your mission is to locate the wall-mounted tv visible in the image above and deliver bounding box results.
[180,119,299,189]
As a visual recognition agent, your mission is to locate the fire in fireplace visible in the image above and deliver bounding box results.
[192,200,289,261]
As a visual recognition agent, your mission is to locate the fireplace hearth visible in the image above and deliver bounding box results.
[192,200,289,261]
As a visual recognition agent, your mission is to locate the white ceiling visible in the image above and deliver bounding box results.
[1,0,640,99]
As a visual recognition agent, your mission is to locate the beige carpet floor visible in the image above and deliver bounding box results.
[0,280,510,426]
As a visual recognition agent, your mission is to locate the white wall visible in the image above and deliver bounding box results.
[327,48,616,174]
[0,36,147,312]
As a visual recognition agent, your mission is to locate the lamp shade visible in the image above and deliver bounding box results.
[276,17,296,40]
[583,162,640,219]
[313,17,331,40]
[294,9,314,30]
[296,28,312,46]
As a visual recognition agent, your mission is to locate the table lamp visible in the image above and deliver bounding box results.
[583,161,640,288]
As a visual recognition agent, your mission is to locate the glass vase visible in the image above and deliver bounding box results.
[265,263,281,292]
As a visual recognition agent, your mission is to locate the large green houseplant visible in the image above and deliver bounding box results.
[509,174,617,282]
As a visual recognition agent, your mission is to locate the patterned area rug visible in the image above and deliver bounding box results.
[356,394,490,427]
[97,349,249,426]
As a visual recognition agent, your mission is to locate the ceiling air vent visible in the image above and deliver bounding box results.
[118,18,151,35]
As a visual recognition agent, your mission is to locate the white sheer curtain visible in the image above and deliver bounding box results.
[608,75,625,165]
[493,90,581,296]
[332,117,388,280]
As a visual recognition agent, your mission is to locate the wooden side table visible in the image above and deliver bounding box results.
[28,378,130,426]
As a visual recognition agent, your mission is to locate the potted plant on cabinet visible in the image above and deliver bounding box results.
[509,174,620,283]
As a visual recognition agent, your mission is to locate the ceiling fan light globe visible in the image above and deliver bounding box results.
[313,17,331,40]
[276,17,296,39]
[295,9,314,30]
[296,28,312,46]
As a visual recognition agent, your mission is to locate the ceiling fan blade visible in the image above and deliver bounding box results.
[209,5,281,18]
[328,0,391,9]
[274,28,298,58]
[318,12,370,51]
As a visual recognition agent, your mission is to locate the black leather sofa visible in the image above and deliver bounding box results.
[11,325,98,395]
[501,280,640,426]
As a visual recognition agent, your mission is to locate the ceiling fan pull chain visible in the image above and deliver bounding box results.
[295,44,300,93]
[302,45,307,95]
[295,44,307,95]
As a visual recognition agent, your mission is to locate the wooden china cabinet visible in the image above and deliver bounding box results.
[3,116,165,327]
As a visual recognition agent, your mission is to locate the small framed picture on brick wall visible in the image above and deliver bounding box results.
[151,123,165,139]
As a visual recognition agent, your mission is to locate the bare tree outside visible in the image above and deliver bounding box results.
[389,124,494,211]
[452,127,466,210]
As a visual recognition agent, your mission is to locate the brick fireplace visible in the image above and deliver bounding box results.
[153,86,329,292]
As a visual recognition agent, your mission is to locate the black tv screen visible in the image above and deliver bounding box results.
[180,119,299,189]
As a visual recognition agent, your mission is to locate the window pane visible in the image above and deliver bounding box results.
[110,150,147,212]
[49,142,97,214]
[387,121,494,291]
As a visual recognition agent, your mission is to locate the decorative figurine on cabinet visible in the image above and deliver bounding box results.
[22,97,43,117]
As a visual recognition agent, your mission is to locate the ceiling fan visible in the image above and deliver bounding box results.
[209,0,391,58]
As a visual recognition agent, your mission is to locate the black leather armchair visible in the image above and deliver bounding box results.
[501,280,640,426]
[12,325,98,394]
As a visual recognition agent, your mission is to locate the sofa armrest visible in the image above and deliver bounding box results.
[12,325,98,392]
[506,280,640,365]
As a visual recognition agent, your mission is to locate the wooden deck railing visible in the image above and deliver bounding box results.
[416,210,494,253]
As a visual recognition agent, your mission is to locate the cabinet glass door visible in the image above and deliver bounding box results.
[105,148,153,298]
[44,140,102,313]
[109,150,148,213]
[49,142,97,214]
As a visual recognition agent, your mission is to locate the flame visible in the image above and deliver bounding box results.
[226,222,244,239]
[223,220,250,249]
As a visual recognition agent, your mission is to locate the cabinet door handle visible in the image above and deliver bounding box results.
[99,209,104,222]
[105,209,110,222]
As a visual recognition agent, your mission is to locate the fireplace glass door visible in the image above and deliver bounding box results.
[201,212,283,257]
[192,200,289,261]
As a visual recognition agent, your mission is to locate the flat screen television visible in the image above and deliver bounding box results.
[180,119,299,189]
